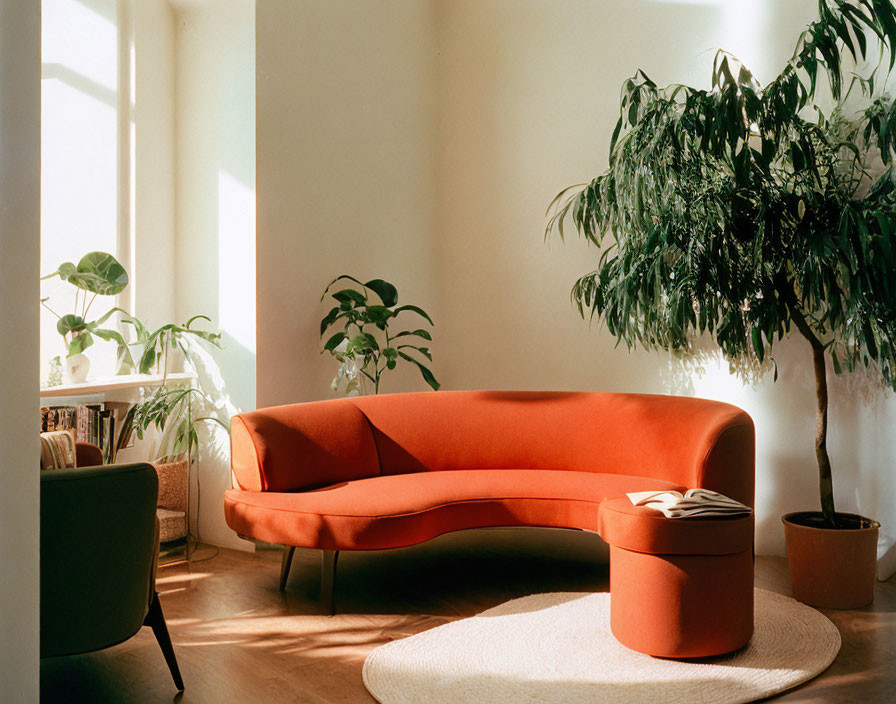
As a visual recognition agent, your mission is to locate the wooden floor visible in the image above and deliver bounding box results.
[40,528,896,703]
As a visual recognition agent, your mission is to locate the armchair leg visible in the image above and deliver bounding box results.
[279,546,296,591]
[144,592,184,691]
[321,550,339,615]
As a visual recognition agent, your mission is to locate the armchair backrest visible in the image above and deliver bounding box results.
[41,463,158,657]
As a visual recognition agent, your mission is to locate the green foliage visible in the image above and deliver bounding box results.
[320,275,439,394]
[39,250,227,462]
[55,252,129,295]
[547,0,896,526]
[128,385,228,464]
[120,313,225,462]
[118,313,223,375]
[40,252,133,360]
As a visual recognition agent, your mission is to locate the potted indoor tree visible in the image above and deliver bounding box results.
[547,0,896,607]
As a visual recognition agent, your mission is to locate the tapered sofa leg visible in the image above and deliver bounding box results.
[321,550,339,615]
[280,546,295,591]
[144,592,185,691]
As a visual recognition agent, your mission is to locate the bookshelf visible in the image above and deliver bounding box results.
[40,372,198,564]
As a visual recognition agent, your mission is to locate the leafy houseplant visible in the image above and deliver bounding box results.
[320,276,439,394]
[119,315,228,544]
[117,313,223,376]
[547,1,896,605]
[40,251,132,382]
[121,316,226,463]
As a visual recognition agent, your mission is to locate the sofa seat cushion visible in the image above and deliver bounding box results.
[224,470,686,551]
[598,496,754,555]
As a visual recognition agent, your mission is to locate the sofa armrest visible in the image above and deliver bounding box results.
[695,417,755,508]
[231,399,381,492]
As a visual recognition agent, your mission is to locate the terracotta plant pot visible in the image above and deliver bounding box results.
[782,511,880,609]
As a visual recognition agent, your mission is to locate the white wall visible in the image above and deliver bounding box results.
[133,0,177,329]
[173,0,256,550]
[0,0,41,698]
[256,0,439,407]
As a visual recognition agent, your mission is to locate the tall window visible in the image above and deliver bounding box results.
[40,0,122,381]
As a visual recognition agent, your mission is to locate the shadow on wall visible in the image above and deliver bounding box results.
[182,335,252,550]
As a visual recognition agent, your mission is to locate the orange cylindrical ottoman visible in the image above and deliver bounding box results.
[598,497,754,658]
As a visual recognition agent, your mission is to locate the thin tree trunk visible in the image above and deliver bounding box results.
[810,342,837,528]
[778,278,837,527]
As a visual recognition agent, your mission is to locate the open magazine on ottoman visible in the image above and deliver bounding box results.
[626,488,752,518]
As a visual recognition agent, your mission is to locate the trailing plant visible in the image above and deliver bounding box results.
[40,252,133,368]
[547,0,896,528]
[320,275,439,394]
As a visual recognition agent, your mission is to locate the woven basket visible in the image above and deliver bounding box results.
[153,458,188,542]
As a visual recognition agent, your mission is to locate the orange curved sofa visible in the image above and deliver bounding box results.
[225,390,754,623]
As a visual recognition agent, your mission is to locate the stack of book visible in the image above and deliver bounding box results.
[40,402,132,464]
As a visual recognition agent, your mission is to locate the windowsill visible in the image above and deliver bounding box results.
[39,372,196,398]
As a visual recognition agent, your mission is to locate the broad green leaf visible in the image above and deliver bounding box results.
[364,279,399,307]
[398,351,440,391]
[323,331,346,352]
[348,333,378,353]
[67,331,94,356]
[332,289,367,307]
[320,306,342,336]
[57,252,129,295]
[393,304,434,325]
[364,305,393,325]
[751,327,764,362]
[57,314,87,336]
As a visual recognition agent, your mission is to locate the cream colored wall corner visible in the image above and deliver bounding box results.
[172,0,256,551]
[255,0,439,406]
[0,1,41,698]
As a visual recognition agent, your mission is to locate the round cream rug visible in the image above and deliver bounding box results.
[363,589,840,704]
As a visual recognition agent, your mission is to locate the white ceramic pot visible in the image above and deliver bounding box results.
[63,353,90,384]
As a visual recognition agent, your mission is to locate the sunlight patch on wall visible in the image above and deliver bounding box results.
[217,170,257,355]
[651,0,772,82]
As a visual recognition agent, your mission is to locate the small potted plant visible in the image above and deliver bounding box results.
[547,1,896,607]
[320,275,439,394]
[120,315,227,544]
[40,251,132,383]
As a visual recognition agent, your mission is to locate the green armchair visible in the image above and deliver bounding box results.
[40,461,184,691]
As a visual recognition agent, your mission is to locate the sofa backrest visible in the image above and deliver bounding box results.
[231,391,754,506]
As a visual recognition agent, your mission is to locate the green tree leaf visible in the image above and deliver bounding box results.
[364,279,399,307]
[393,304,434,325]
[398,351,440,390]
[323,331,346,352]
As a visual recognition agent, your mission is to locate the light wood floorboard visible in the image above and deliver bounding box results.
[40,528,896,703]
